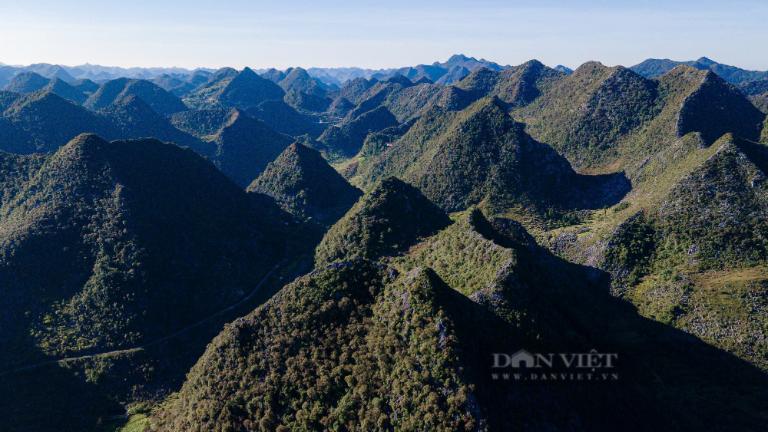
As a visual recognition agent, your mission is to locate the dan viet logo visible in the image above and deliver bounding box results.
[492,349,619,382]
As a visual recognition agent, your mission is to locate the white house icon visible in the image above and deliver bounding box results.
[510,350,535,368]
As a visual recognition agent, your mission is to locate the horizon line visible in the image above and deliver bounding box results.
[2,54,764,74]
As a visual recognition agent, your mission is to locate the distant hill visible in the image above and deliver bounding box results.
[85,78,188,115]
[455,60,563,107]
[170,108,295,186]
[99,94,202,148]
[152,70,211,97]
[169,108,234,138]
[245,99,325,137]
[42,78,88,104]
[515,63,764,170]
[353,97,629,215]
[0,90,117,153]
[372,54,508,84]
[632,56,768,85]
[205,109,293,187]
[4,72,50,94]
[248,142,362,225]
[185,67,285,110]
[316,105,399,158]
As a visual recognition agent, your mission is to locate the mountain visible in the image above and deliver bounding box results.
[513,62,660,168]
[764,117,768,143]
[372,54,508,85]
[0,134,290,431]
[632,56,768,84]
[0,66,17,88]
[455,60,563,107]
[152,70,213,97]
[42,78,88,104]
[72,78,99,95]
[354,80,472,123]
[0,133,285,363]
[599,135,768,370]
[554,64,573,74]
[5,71,50,94]
[62,63,206,82]
[181,67,238,107]
[85,78,188,115]
[515,63,764,170]
[353,97,629,215]
[530,70,767,373]
[314,177,451,265]
[316,105,399,158]
[151,207,768,431]
[740,79,768,113]
[0,90,117,153]
[279,67,330,98]
[247,142,362,225]
[434,65,470,85]
[204,109,293,187]
[337,60,562,127]
[0,91,19,111]
[100,94,202,148]
[283,88,331,112]
[186,67,285,110]
[169,108,233,138]
[23,63,76,82]
[326,96,355,117]
[740,78,768,96]
[261,68,287,83]
[334,77,376,105]
[676,70,765,143]
[306,66,378,86]
[4,55,768,432]
[245,99,325,137]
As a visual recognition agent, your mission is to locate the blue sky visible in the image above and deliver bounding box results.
[1,0,766,70]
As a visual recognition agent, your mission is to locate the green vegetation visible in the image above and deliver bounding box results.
[315,177,451,265]
[514,62,662,168]
[317,105,398,159]
[455,60,563,107]
[5,71,50,93]
[119,415,149,432]
[3,56,768,432]
[248,142,362,225]
[762,115,768,142]
[206,109,293,187]
[184,67,284,110]
[599,136,768,368]
[152,206,768,431]
[278,67,331,112]
[0,135,290,418]
[353,97,629,214]
[394,209,518,296]
[1,90,118,153]
[602,212,658,293]
[676,71,764,143]
[150,261,482,431]
[84,78,188,115]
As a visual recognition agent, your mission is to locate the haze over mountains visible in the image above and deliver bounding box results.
[1,53,767,432]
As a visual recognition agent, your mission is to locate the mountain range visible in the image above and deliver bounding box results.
[0,54,767,432]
